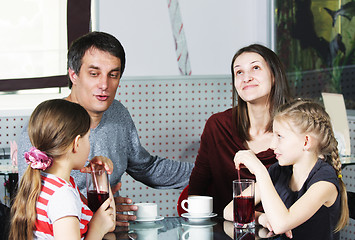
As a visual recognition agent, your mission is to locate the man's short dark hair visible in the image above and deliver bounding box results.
[67,31,126,88]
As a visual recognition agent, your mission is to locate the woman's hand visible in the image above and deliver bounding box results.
[80,156,113,175]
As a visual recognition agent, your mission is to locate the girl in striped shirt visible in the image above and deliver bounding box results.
[10,99,115,240]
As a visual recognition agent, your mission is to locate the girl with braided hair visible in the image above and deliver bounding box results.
[224,99,349,240]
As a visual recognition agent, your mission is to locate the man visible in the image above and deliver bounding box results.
[18,31,193,226]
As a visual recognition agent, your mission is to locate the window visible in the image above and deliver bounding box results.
[0,0,91,91]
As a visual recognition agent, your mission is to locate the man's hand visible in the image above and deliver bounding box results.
[112,182,138,226]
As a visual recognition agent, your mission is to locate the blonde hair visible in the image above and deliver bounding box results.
[10,99,91,240]
[274,99,349,232]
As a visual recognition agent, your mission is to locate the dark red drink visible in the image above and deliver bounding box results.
[234,196,255,224]
[87,190,109,212]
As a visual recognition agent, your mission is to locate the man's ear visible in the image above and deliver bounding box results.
[72,135,81,153]
[68,68,79,85]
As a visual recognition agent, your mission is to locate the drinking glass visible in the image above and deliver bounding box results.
[86,168,109,212]
[233,179,255,228]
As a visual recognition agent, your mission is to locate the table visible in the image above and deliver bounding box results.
[104,217,280,240]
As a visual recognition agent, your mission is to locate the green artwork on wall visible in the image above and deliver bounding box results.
[275,0,355,108]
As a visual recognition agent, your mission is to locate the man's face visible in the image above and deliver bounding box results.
[69,47,121,118]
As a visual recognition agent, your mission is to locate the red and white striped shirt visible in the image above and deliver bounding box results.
[34,172,93,239]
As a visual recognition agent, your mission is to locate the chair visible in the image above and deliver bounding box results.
[322,93,351,156]
[0,201,10,240]
[177,185,189,216]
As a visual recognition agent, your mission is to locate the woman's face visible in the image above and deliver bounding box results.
[233,52,274,105]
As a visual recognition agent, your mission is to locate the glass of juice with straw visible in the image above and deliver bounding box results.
[233,178,255,228]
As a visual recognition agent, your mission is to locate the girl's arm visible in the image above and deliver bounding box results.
[223,200,233,221]
[53,217,81,240]
[259,179,336,234]
[53,198,115,240]
[234,150,338,234]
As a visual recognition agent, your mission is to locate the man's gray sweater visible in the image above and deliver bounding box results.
[18,100,193,193]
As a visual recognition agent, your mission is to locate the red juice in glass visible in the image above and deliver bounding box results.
[87,190,109,212]
[233,179,255,228]
[234,196,255,224]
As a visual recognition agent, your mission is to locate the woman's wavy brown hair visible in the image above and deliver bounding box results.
[9,99,90,240]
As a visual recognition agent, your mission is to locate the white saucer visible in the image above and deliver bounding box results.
[181,213,217,221]
[135,216,164,222]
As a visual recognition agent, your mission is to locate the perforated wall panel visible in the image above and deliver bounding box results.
[117,76,233,216]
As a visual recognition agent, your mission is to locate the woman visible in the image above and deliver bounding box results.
[188,44,292,216]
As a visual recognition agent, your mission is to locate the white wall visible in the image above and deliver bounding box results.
[98,0,271,77]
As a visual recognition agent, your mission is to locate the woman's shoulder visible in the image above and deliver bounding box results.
[206,107,234,124]
[202,108,234,133]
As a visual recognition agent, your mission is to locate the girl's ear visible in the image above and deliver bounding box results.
[72,135,81,153]
[303,135,312,151]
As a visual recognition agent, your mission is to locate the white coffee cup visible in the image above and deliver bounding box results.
[135,203,157,220]
[182,226,213,239]
[181,196,213,216]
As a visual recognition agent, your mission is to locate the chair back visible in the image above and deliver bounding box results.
[177,185,189,216]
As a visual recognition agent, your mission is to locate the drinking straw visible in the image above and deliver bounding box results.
[237,169,243,195]
[90,164,100,194]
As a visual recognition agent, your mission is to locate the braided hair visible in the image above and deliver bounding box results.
[274,99,349,232]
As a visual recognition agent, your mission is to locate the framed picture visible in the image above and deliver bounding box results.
[275,0,355,109]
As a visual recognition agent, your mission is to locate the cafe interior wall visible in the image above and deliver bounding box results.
[0,1,354,237]
[0,0,273,204]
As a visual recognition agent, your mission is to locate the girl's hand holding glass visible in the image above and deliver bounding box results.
[89,196,116,235]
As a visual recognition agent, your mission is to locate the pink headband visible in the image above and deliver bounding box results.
[24,147,53,171]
